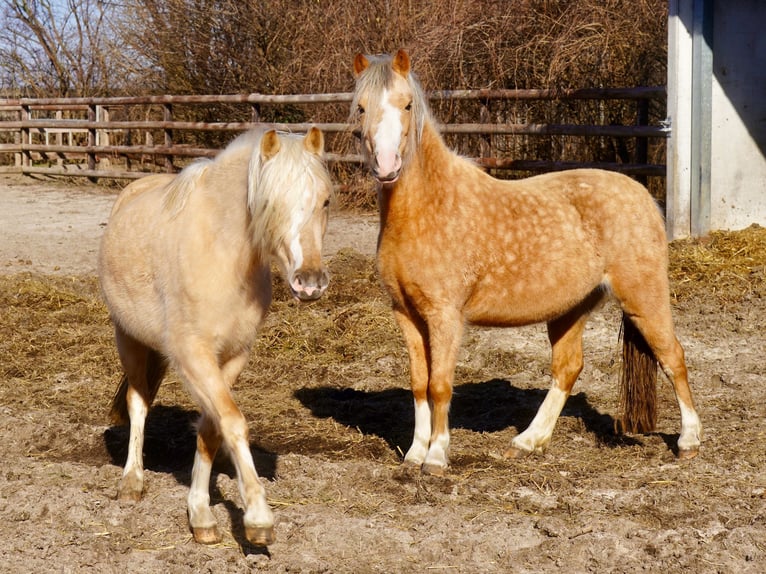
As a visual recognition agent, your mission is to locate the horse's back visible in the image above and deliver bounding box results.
[108,173,176,217]
[523,169,664,233]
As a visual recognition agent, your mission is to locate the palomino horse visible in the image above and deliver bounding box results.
[351,49,701,475]
[99,127,331,545]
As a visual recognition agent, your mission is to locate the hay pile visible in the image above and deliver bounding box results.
[668,223,765,304]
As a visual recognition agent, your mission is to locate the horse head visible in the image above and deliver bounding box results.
[352,49,422,184]
[251,128,331,301]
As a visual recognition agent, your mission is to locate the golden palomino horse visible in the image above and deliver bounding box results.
[99,127,331,545]
[351,49,701,476]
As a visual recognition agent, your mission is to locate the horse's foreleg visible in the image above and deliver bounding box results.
[179,349,275,546]
[393,308,431,467]
[507,310,588,458]
[421,310,464,476]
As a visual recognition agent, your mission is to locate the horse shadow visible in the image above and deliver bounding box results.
[294,378,647,456]
[103,405,276,555]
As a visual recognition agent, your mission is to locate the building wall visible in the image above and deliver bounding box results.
[709,0,766,231]
[667,0,766,238]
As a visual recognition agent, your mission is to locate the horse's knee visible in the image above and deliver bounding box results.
[219,411,249,447]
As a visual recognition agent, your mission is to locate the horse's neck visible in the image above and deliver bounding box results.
[387,120,456,203]
[204,145,251,216]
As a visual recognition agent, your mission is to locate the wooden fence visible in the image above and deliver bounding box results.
[0,87,667,181]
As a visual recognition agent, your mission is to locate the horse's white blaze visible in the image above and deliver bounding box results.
[404,398,431,464]
[511,380,569,453]
[373,89,404,177]
[287,206,306,286]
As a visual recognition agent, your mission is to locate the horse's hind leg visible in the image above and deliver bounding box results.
[113,326,166,502]
[506,292,601,458]
[187,413,223,544]
[625,314,700,457]
[612,276,702,458]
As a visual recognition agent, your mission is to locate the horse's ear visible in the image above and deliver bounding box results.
[392,49,410,76]
[261,130,280,160]
[353,53,369,76]
[303,126,324,155]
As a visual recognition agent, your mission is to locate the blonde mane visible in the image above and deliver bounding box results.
[161,159,211,217]
[247,131,332,260]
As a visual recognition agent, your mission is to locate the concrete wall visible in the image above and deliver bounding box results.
[667,0,766,238]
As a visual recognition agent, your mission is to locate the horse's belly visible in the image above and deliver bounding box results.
[463,265,603,326]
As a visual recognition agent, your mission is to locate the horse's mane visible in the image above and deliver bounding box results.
[161,131,259,217]
[161,159,211,217]
[350,54,433,170]
[247,131,331,260]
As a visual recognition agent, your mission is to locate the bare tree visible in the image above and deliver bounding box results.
[0,0,135,96]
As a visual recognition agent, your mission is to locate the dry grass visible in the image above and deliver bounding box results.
[1,225,764,468]
[669,223,766,304]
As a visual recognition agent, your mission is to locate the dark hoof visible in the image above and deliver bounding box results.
[192,525,222,545]
[421,462,447,477]
[246,525,275,546]
[503,446,532,459]
[677,448,699,460]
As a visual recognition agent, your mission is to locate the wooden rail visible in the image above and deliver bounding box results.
[0,87,667,180]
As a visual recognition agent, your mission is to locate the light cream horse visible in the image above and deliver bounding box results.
[351,49,701,476]
[99,127,331,546]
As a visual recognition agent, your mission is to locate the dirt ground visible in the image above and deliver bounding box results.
[1,174,764,573]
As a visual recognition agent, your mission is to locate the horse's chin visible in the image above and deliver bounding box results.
[376,173,400,185]
[291,288,324,302]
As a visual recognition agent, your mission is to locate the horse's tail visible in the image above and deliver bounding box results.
[616,313,658,434]
[109,349,168,425]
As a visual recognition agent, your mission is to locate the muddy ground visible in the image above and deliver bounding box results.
[0,175,764,573]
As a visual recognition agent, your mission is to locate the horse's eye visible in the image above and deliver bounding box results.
[404,102,412,111]
[323,199,330,209]
[357,105,365,115]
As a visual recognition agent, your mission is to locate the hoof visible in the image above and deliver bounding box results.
[192,525,222,545]
[117,480,143,503]
[402,458,422,469]
[246,525,275,547]
[421,462,447,477]
[503,446,532,459]
[677,448,699,461]
[117,489,142,503]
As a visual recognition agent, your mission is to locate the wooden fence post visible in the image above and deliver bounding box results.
[97,106,111,169]
[20,104,31,171]
[14,108,22,168]
[87,104,97,174]
[55,110,64,168]
[163,103,174,173]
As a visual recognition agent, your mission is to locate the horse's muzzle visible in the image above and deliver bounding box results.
[290,268,330,301]
[372,150,401,184]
